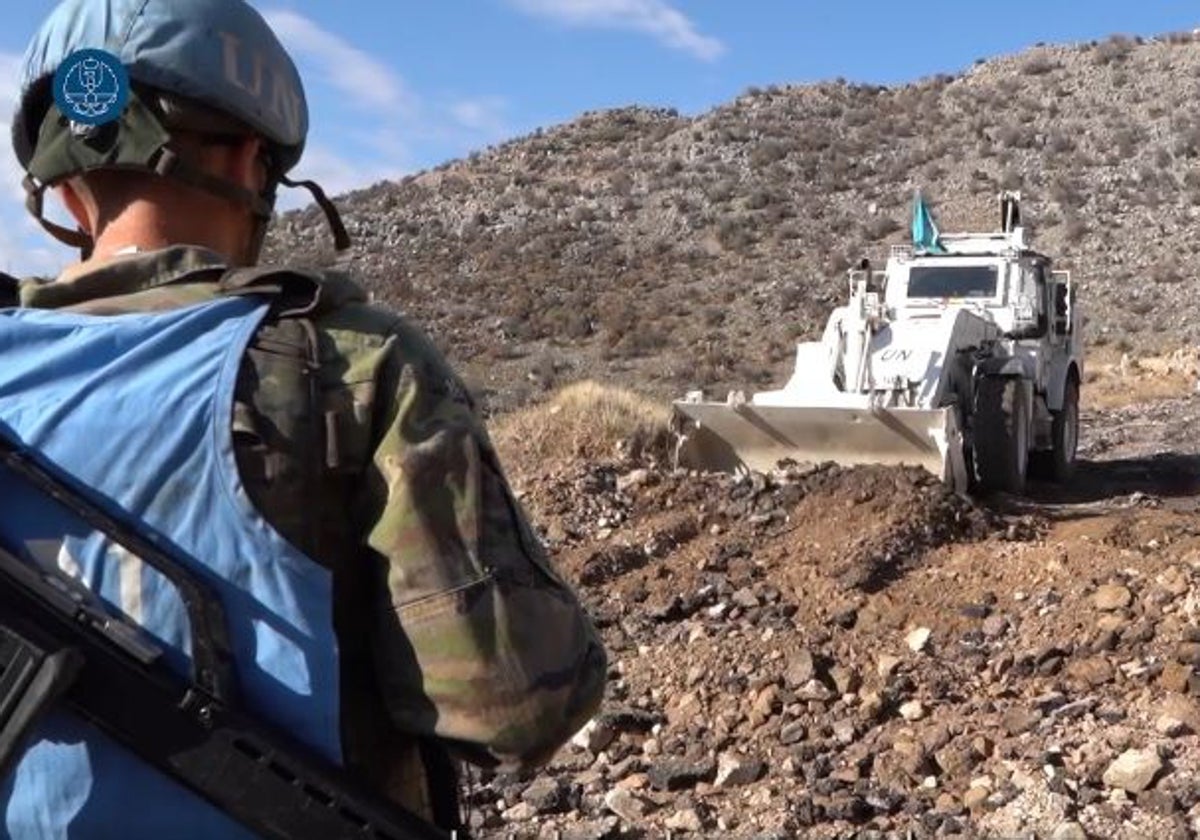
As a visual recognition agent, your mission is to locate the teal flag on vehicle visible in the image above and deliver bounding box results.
[911,191,945,253]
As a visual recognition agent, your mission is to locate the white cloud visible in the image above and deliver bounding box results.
[0,51,74,276]
[0,51,28,203]
[509,0,725,61]
[449,96,510,135]
[263,9,415,113]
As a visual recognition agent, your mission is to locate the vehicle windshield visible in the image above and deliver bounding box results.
[907,265,999,299]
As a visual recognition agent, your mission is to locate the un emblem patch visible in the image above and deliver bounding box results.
[52,49,130,126]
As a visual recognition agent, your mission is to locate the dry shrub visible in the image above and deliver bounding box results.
[1093,34,1135,66]
[492,381,671,465]
[1085,348,1198,409]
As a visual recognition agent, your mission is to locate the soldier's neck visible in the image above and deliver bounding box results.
[88,201,250,266]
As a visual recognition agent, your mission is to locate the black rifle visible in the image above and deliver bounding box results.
[0,430,450,840]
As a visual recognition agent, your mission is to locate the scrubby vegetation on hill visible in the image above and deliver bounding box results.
[266,31,1200,414]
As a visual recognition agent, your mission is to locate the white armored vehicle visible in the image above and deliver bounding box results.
[674,194,1083,494]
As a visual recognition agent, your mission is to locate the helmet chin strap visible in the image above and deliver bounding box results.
[278,174,351,251]
[23,149,352,264]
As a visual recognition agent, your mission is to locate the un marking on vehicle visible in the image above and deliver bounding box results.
[881,349,913,362]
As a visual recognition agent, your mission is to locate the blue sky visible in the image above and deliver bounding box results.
[0,0,1197,274]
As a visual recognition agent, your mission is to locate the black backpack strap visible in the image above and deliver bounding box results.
[215,264,464,829]
[0,274,20,308]
[217,265,367,319]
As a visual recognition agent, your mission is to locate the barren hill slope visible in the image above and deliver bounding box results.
[267,31,1200,414]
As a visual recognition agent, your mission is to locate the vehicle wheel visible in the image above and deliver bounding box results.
[1047,378,1079,483]
[972,376,1029,494]
[1029,378,1079,483]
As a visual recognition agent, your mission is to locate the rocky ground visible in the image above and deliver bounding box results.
[462,389,1200,839]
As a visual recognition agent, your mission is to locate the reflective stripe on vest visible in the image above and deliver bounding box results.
[0,297,341,838]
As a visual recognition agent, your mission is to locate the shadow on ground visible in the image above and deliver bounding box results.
[1001,453,1200,516]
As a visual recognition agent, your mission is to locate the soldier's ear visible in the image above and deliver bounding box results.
[224,135,267,194]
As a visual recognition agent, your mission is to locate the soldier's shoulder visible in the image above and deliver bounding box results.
[303,270,465,393]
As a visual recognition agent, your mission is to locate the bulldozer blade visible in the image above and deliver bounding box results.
[673,401,966,488]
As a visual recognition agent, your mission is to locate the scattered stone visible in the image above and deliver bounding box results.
[1138,788,1181,816]
[907,627,932,652]
[1155,714,1189,737]
[934,743,975,777]
[783,649,817,687]
[1093,584,1133,611]
[1066,655,1114,688]
[1050,821,1088,840]
[503,801,538,822]
[779,721,806,745]
[1102,748,1163,794]
[572,718,617,753]
[830,664,861,695]
[1159,662,1194,694]
[646,757,716,792]
[522,777,566,814]
[1002,706,1042,736]
[795,679,834,702]
[616,469,653,492]
[832,719,857,744]
[561,818,620,840]
[603,788,653,822]
[1159,695,1200,732]
[877,654,902,679]
[664,808,704,833]
[1176,642,1200,667]
[981,614,1010,639]
[598,707,661,734]
[899,700,926,722]
[961,602,992,619]
[962,786,990,811]
[731,587,760,609]
[714,753,765,787]
[1156,566,1190,597]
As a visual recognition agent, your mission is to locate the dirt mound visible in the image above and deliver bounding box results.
[467,400,1200,838]
[518,460,992,609]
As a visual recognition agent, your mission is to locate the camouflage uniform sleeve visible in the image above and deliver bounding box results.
[358,321,606,769]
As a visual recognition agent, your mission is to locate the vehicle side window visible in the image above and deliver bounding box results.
[1028,264,1048,332]
[1054,282,1070,335]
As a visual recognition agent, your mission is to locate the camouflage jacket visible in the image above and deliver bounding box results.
[6,246,606,822]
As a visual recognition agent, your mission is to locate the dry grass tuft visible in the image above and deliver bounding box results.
[1084,348,1198,409]
[492,380,671,466]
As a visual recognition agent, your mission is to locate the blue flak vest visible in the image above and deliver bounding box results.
[0,296,342,838]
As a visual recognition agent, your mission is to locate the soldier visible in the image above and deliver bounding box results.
[0,0,606,836]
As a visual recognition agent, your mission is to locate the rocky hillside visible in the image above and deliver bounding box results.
[266,31,1200,414]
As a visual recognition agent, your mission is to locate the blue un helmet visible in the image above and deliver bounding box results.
[13,0,348,256]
